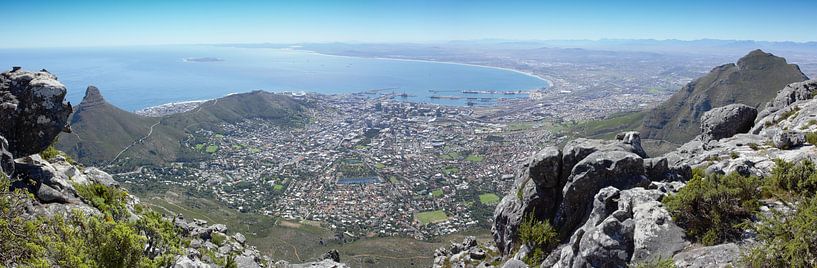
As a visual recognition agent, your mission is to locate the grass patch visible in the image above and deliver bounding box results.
[478,193,500,205]
[506,122,533,132]
[800,119,817,130]
[273,184,284,191]
[440,151,461,160]
[388,176,399,184]
[205,145,219,153]
[416,210,448,225]
[249,147,262,154]
[634,258,677,268]
[444,166,460,175]
[374,163,386,169]
[465,154,484,163]
[194,143,205,151]
[663,168,761,245]
[747,143,760,150]
[431,189,444,198]
[211,232,227,246]
[806,132,817,145]
[571,111,646,139]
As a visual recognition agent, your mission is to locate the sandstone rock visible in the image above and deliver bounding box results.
[234,232,246,244]
[756,79,817,122]
[13,155,79,204]
[84,167,119,187]
[771,131,805,149]
[0,68,72,157]
[543,187,686,268]
[0,136,14,176]
[211,223,228,233]
[173,256,209,268]
[501,259,528,268]
[616,131,647,158]
[322,249,341,263]
[280,259,350,268]
[700,104,757,143]
[555,151,649,238]
[492,146,564,255]
[672,243,741,268]
[235,255,261,268]
[627,191,688,263]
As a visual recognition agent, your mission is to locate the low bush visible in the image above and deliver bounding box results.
[74,182,129,220]
[744,195,817,267]
[634,258,677,268]
[763,159,817,198]
[2,172,187,267]
[518,215,559,266]
[806,132,817,145]
[663,170,761,245]
[211,232,228,246]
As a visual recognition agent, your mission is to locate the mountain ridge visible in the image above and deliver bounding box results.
[57,87,308,169]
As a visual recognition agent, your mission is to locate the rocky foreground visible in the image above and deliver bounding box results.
[433,78,817,267]
[0,67,347,268]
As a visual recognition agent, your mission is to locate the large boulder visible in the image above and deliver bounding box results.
[672,243,741,268]
[0,67,73,157]
[543,187,686,267]
[12,155,80,204]
[493,133,652,256]
[554,151,649,238]
[700,104,757,143]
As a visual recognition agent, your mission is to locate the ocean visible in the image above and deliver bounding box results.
[0,45,548,111]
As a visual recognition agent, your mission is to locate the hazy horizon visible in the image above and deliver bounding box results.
[3,0,817,48]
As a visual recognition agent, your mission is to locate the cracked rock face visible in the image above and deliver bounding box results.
[492,133,672,256]
[0,67,72,157]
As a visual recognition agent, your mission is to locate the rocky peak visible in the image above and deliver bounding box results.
[639,49,808,147]
[78,85,106,108]
[736,49,788,70]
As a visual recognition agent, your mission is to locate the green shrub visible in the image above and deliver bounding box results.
[634,258,677,268]
[763,159,817,198]
[2,172,187,267]
[519,215,559,266]
[663,171,761,245]
[39,145,60,160]
[747,143,760,151]
[744,195,817,267]
[730,151,739,159]
[134,211,183,266]
[211,232,228,246]
[74,183,129,220]
[806,132,817,145]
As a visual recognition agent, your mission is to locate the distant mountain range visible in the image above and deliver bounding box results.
[57,88,307,169]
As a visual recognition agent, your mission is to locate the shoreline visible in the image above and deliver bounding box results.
[293,49,554,88]
[135,47,553,111]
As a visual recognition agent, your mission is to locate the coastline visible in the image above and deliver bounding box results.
[293,49,554,88]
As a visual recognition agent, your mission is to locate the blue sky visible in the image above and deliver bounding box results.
[2,0,816,48]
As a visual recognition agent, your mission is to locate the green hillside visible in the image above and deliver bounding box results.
[58,88,307,170]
